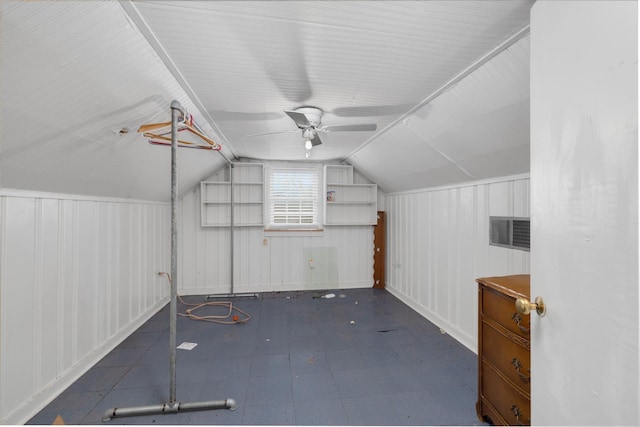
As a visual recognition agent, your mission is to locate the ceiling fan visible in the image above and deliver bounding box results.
[248,106,377,156]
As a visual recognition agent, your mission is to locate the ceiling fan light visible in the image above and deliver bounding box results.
[302,128,315,139]
[305,139,312,150]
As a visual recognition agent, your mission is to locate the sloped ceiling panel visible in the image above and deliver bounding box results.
[1,0,533,199]
[1,1,230,201]
[349,35,530,193]
[349,124,471,192]
[129,0,532,162]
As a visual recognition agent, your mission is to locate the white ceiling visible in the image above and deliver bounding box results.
[1,0,532,201]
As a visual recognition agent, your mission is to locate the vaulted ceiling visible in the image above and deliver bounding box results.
[1,0,532,201]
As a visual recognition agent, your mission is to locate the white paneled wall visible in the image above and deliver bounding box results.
[0,191,170,425]
[385,175,530,352]
[180,189,375,295]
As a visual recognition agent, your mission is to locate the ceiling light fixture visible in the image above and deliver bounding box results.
[303,128,314,159]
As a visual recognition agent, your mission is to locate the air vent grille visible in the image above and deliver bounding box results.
[490,216,530,251]
[512,219,530,249]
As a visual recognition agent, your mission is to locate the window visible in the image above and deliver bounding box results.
[266,166,322,230]
[489,216,530,251]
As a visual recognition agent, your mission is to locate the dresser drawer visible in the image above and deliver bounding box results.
[481,360,531,426]
[482,321,530,395]
[481,286,530,339]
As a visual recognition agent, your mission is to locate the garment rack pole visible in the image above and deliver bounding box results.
[207,121,260,299]
[205,159,259,300]
[168,99,179,403]
[103,101,236,421]
[230,162,235,295]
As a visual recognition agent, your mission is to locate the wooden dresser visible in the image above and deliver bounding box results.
[476,275,531,425]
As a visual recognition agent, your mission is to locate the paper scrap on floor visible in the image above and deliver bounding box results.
[177,342,198,350]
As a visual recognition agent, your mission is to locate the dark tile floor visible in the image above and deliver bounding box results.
[28,288,487,425]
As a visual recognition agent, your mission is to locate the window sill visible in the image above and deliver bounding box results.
[264,228,324,237]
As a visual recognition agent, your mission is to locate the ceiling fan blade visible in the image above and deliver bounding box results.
[211,110,282,121]
[320,124,377,132]
[236,21,312,103]
[245,129,298,138]
[284,110,311,128]
[311,133,322,146]
[330,104,413,117]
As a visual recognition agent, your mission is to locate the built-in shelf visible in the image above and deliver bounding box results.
[323,165,377,226]
[201,163,264,227]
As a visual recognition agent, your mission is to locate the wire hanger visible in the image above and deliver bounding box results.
[143,133,220,150]
[138,113,220,151]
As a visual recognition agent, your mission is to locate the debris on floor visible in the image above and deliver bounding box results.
[177,342,198,350]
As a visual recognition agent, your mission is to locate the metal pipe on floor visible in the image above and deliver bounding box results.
[205,292,260,300]
[102,399,237,422]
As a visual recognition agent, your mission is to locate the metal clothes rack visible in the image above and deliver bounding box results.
[103,101,236,421]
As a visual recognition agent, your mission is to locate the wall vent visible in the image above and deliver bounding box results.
[490,216,530,251]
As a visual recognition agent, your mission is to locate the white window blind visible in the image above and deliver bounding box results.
[266,167,321,229]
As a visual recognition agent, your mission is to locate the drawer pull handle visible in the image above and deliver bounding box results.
[511,358,531,382]
[511,313,530,333]
[510,405,529,426]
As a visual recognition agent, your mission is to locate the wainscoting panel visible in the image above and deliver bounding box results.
[384,176,530,352]
[0,191,170,424]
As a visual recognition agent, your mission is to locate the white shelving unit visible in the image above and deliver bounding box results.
[201,163,264,227]
[201,181,231,226]
[323,165,377,226]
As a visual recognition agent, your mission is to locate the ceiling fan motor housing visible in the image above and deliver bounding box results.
[295,107,323,127]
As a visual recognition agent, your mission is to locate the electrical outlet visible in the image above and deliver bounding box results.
[262,238,268,246]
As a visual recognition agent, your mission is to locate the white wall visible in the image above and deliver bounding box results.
[384,175,530,351]
[0,191,171,425]
[179,162,376,295]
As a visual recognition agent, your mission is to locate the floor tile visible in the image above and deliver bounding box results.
[294,398,348,425]
[291,372,339,402]
[113,363,169,390]
[250,353,291,378]
[245,374,294,406]
[65,366,129,394]
[342,394,402,425]
[373,364,426,393]
[243,402,295,425]
[332,367,384,399]
[95,347,146,368]
[289,350,329,375]
[325,348,366,372]
[360,344,404,367]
